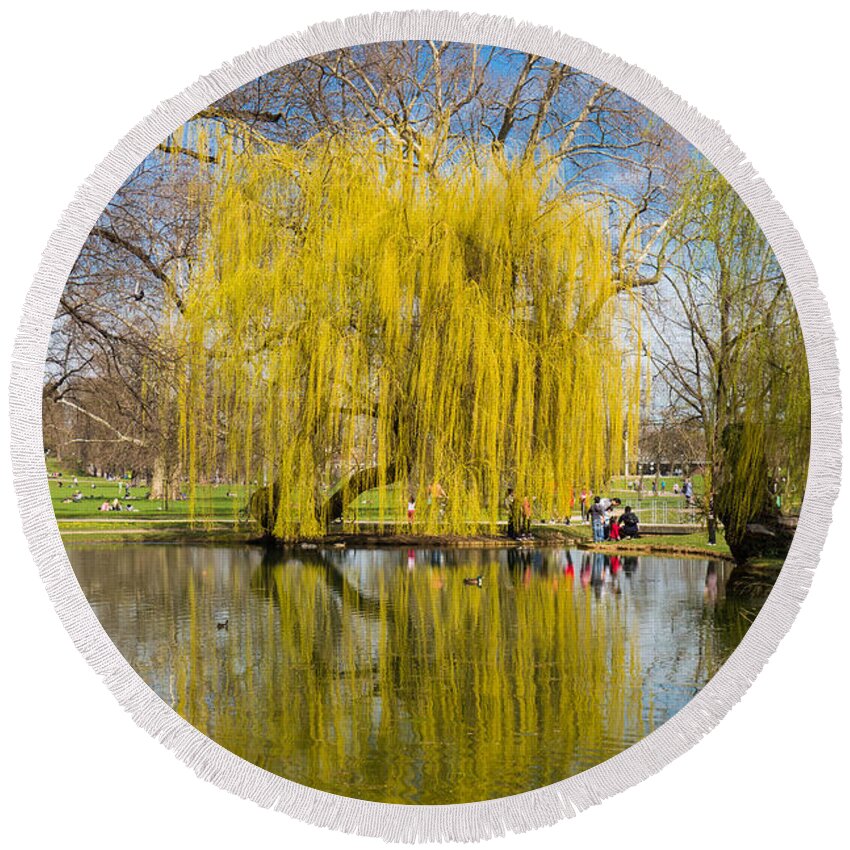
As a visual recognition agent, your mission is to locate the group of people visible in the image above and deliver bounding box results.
[587,495,640,543]
[503,487,641,542]
[583,476,696,513]
[99,498,137,512]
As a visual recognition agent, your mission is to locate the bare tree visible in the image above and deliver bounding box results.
[45,42,690,491]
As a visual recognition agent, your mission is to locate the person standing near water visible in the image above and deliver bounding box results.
[589,496,606,543]
[521,495,532,537]
[428,480,447,519]
[597,496,621,539]
[505,487,517,538]
[580,488,588,521]
[407,495,416,528]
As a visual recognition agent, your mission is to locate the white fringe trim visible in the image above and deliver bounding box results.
[8,9,841,843]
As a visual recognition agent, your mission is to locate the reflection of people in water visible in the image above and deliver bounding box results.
[407,548,416,571]
[704,562,718,604]
[622,556,639,576]
[608,562,622,594]
[563,550,575,580]
[429,549,446,568]
[591,552,605,595]
[507,546,533,573]
[580,553,592,588]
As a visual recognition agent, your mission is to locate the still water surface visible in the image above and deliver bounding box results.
[67,544,761,803]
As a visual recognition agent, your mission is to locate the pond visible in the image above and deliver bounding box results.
[67,544,762,804]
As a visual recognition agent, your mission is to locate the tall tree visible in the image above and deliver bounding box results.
[45,44,683,471]
[179,137,644,537]
[646,165,809,560]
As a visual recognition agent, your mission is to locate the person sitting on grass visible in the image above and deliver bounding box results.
[620,506,640,538]
[99,501,111,512]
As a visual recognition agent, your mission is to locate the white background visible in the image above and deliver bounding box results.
[1,2,847,847]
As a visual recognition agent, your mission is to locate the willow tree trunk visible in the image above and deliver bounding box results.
[250,463,400,537]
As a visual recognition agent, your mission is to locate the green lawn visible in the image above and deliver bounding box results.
[47,466,251,521]
[46,461,707,529]
[48,460,731,557]
[609,473,705,493]
[559,522,732,559]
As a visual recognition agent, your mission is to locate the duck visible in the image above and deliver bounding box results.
[216,619,229,630]
[463,576,483,587]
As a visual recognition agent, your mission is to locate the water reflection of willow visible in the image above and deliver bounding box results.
[166,549,644,803]
[68,545,760,805]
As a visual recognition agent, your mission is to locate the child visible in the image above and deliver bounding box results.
[609,515,621,541]
[407,495,416,526]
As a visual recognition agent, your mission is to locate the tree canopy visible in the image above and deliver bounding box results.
[43,41,810,556]
[180,136,643,536]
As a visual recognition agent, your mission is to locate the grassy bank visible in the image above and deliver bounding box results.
[56,499,729,558]
[48,464,746,562]
[585,536,734,560]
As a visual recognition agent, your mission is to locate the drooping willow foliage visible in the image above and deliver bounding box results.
[177,136,642,537]
[715,304,810,554]
[666,166,811,557]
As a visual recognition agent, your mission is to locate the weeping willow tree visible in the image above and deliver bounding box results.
[177,135,643,538]
[653,165,810,562]
[714,297,810,562]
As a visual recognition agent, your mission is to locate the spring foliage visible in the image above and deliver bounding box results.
[178,137,642,537]
[668,167,811,552]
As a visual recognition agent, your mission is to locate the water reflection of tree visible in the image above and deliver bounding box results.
[176,546,645,803]
[71,545,763,805]
[692,561,759,700]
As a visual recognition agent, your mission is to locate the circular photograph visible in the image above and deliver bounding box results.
[45,40,810,805]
